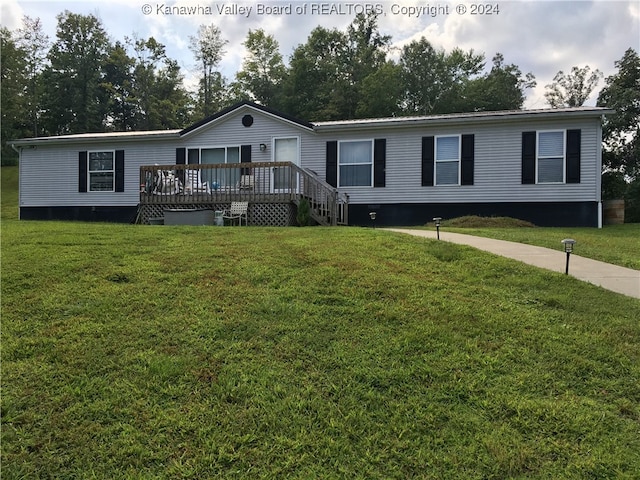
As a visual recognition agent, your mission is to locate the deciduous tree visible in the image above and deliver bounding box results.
[235,29,286,106]
[41,11,111,134]
[189,25,228,117]
[15,16,49,137]
[545,65,603,108]
[1,27,28,164]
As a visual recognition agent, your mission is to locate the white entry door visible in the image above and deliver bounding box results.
[272,137,299,193]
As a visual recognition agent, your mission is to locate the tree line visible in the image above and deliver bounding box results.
[1,11,638,219]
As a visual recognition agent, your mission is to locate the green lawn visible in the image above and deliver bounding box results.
[444,221,640,270]
[2,167,640,478]
[2,219,640,479]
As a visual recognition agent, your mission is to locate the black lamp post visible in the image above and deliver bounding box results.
[369,211,377,229]
[561,239,576,275]
[433,217,442,240]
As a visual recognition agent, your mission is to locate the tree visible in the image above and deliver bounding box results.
[597,48,640,181]
[597,48,640,221]
[1,27,28,164]
[102,41,136,131]
[235,29,286,106]
[41,11,111,134]
[282,25,349,120]
[545,65,603,108]
[283,12,393,120]
[464,53,536,111]
[15,16,50,137]
[355,61,402,118]
[399,37,484,115]
[343,12,392,118]
[189,25,228,117]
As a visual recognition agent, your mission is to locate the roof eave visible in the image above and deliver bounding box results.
[180,100,314,137]
[8,130,181,147]
[312,108,616,132]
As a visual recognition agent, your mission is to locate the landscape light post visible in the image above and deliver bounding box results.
[561,239,576,275]
[369,211,377,229]
[433,217,442,240]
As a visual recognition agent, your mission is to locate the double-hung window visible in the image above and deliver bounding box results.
[435,136,460,185]
[537,131,565,183]
[339,140,373,187]
[88,151,115,192]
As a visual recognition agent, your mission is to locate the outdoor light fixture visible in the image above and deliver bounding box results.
[369,211,377,229]
[433,217,442,240]
[561,239,576,275]
[260,143,267,152]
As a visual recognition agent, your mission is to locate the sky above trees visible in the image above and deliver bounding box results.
[2,0,638,109]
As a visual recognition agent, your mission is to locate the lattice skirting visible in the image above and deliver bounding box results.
[137,202,297,226]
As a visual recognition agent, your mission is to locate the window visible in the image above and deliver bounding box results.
[88,151,115,191]
[188,146,241,186]
[339,140,373,187]
[537,131,565,183]
[435,136,460,185]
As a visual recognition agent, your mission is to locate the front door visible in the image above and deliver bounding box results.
[272,137,299,193]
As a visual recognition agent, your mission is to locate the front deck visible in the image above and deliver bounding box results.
[137,162,348,226]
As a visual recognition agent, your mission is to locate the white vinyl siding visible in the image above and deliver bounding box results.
[537,131,565,184]
[339,140,373,187]
[88,151,115,192]
[435,136,460,186]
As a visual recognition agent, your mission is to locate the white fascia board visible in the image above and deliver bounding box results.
[9,130,181,147]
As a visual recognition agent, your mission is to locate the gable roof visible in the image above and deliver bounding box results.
[9,103,613,147]
[179,100,315,136]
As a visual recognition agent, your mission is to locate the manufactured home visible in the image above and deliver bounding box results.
[10,101,613,227]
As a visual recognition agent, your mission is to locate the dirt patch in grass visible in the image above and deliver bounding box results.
[437,215,537,228]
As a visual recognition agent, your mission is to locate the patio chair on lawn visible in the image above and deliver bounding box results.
[184,169,211,194]
[222,201,249,226]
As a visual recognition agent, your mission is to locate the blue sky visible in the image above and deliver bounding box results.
[2,0,638,110]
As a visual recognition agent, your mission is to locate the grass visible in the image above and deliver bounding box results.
[3,223,640,479]
[432,215,640,270]
[2,167,640,478]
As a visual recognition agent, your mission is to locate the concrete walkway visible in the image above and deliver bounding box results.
[385,228,640,299]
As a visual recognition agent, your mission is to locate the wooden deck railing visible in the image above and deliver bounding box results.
[139,162,348,225]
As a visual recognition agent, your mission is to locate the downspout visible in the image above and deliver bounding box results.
[597,116,604,228]
[11,144,22,220]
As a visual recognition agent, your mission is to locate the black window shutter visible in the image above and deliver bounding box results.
[79,151,87,192]
[421,137,435,186]
[115,150,125,192]
[373,139,386,187]
[176,147,186,164]
[326,141,338,187]
[241,145,251,175]
[566,129,581,184]
[522,132,536,184]
[461,134,474,186]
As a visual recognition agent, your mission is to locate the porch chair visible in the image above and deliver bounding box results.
[238,174,255,191]
[184,169,211,194]
[154,169,182,195]
[222,201,249,226]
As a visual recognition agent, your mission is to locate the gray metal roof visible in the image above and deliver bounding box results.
[312,107,615,131]
[9,106,613,146]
